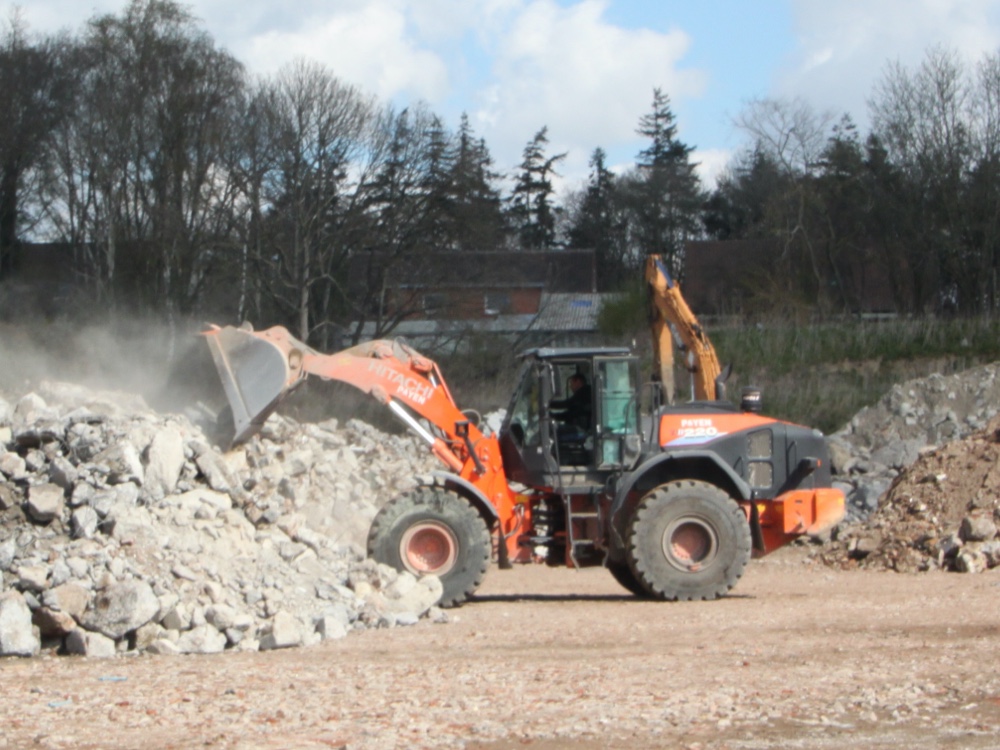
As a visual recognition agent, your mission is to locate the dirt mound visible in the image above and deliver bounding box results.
[819,415,1000,573]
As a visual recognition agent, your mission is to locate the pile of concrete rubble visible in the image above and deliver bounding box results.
[825,362,1000,573]
[0,380,441,659]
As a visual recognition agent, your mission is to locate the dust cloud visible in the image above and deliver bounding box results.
[0,316,215,410]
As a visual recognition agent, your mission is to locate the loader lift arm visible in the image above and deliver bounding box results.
[645,254,722,402]
[202,324,514,516]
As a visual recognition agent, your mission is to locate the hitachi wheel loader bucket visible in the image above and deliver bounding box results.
[201,324,309,446]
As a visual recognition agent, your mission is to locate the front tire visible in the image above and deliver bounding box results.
[627,480,751,601]
[607,560,651,597]
[367,487,491,607]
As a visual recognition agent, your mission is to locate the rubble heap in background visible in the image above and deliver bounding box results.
[824,363,1000,573]
[829,363,1000,523]
[0,381,441,659]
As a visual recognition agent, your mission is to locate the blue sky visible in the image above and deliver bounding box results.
[8,0,1000,191]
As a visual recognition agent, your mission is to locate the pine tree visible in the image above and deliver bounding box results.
[632,88,703,274]
[420,114,456,249]
[448,113,503,250]
[569,147,628,287]
[508,126,566,250]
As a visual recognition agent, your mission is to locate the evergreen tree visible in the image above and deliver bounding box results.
[448,113,503,250]
[420,114,456,249]
[508,126,566,250]
[569,147,628,287]
[702,146,788,240]
[632,88,703,274]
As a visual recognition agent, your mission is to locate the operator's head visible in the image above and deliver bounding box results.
[569,373,586,391]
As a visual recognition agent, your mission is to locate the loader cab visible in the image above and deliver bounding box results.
[499,347,642,489]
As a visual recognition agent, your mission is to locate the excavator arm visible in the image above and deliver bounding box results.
[645,255,722,402]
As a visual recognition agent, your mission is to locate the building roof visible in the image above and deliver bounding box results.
[354,313,538,340]
[532,293,605,331]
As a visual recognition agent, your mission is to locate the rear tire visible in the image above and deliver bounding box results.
[367,486,491,607]
[627,480,751,601]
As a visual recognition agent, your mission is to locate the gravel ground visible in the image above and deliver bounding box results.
[3,546,1000,750]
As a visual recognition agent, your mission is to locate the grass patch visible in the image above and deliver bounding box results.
[596,300,1000,433]
[703,317,1000,433]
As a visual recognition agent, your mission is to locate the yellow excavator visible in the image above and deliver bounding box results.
[645,254,724,403]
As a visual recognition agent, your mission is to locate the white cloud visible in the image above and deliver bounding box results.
[781,0,1000,125]
[238,1,450,103]
[692,148,732,192]
[474,0,706,183]
[6,0,115,34]
[6,0,715,188]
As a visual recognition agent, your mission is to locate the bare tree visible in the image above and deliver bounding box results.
[869,47,977,311]
[0,13,74,277]
[734,96,836,307]
[43,0,246,313]
[736,96,833,177]
[251,59,374,344]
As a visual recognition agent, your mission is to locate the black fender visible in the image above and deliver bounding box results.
[608,451,754,557]
[420,471,500,526]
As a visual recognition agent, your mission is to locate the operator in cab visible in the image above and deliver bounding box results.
[550,373,592,431]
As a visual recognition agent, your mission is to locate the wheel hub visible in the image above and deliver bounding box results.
[400,522,458,575]
[662,518,718,572]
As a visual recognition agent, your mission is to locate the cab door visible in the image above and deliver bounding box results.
[594,357,642,469]
[499,360,560,484]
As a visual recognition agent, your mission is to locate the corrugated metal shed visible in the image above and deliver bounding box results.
[532,293,605,331]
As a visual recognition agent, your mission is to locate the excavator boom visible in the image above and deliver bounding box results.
[645,255,722,401]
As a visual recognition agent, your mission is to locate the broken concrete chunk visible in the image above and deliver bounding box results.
[83,581,159,640]
[259,610,302,650]
[69,482,95,508]
[0,482,19,510]
[65,628,117,658]
[16,565,50,592]
[0,539,15,571]
[33,607,78,637]
[94,441,144,486]
[193,444,235,492]
[315,615,349,641]
[71,506,100,539]
[0,591,40,657]
[42,583,91,619]
[176,624,227,654]
[959,513,998,543]
[13,393,50,423]
[48,455,79,490]
[147,638,181,655]
[143,427,185,500]
[0,451,26,480]
[25,483,64,524]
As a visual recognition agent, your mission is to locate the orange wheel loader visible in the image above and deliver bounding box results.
[200,259,844,606]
